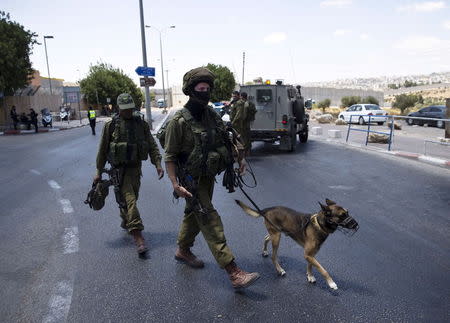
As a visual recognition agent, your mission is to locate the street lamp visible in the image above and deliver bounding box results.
[43,35,54,95]
[145,25,175,112]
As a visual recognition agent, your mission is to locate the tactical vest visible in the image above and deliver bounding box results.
[174,107,232,178]
[108,116,149,166]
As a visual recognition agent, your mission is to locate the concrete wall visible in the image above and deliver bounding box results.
[0,95,61,126]
[385,83,450,96]
[301,86,385,107]
[171,85,188,107]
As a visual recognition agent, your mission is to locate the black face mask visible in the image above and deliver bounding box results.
[192,90,211,105]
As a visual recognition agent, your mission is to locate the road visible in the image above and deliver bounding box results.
[0,118,449,322]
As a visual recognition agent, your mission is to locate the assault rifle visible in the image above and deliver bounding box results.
[173,162,208,221]
[102,166,127,212]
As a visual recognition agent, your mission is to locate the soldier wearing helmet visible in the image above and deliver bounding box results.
[164,67,260,289]
[93,93,164,255]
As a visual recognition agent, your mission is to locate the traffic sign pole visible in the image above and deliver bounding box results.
[139,0,152,130]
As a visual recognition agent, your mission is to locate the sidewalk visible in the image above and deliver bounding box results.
[309,119,450,168]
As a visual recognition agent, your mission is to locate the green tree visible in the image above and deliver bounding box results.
[361,96,379,105]
[392,93,424,114]
[79,62,143,108]
[205,63,236,102]
[0,11,38,95]
[317,98,331,113]
[403,80,418,88]
[341,96,361,108]
[388,83,399,89]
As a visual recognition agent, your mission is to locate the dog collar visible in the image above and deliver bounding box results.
[311,214,331,235]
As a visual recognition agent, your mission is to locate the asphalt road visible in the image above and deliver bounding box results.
[0,120,449,322]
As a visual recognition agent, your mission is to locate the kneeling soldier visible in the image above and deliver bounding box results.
[94,93,164,255]
[164,67,260,289]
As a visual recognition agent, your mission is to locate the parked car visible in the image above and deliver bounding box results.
[157,98,166,108]
[406,105,447,128]
[211,102,225,116]
[338,104,388,125]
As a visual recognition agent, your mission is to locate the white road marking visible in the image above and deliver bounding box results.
[328,185,354,190]
[62,227,79,254]
[48,180,61,190]
[59,199,74,214]
[43,281,74,323]
[30,169,41,175]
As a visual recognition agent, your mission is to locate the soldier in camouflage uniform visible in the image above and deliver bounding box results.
[164,67,260,289]
[228,90,242,122]
[94,93,164,255]
[231,92,256,156]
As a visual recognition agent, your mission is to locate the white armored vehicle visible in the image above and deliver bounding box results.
[240,81,309,151]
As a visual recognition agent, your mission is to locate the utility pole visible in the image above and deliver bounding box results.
[43,36,54,95]
[242,51,245,85]
[139,0,152,129]
[165,69,170,107]
[159,33,166,112]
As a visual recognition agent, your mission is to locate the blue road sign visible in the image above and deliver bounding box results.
[135,66,155,77]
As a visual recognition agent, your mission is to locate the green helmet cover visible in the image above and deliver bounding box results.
[117,93,135,110]
[182,67,215,95]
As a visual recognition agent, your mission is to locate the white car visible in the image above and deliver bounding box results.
[338,104,388,125]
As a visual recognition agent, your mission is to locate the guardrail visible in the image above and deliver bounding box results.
[346,115,450,151]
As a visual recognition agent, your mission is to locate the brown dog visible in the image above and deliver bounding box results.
[235,198,358,290]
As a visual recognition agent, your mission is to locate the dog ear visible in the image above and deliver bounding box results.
[318,202,330,213]
[325,198,336,206]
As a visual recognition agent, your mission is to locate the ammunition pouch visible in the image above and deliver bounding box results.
[109,141,148,165]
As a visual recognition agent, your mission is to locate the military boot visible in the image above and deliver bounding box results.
[225,261,260,289]
[174,247,205,268]
[131,230,148,255]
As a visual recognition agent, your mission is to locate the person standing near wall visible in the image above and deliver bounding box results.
[29,108,38,133]
[10,106,18,130]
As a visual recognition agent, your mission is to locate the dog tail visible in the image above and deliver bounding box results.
[235,200,261,218]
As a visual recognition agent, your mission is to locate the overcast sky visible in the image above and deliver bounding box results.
[3,0,450,88]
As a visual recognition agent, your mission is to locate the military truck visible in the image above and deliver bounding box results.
[240,81,309,152]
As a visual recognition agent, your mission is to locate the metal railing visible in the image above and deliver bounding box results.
[346,114,450,151]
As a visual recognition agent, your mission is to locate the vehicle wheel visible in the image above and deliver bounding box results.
[358,117,365,125]
[407,118,414,125]
[43,123,47,127]
[437,120,444,129]
[299,132,308,143]
[377,122,384,126]
[340,115,344,120]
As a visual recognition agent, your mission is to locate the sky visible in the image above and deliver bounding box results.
[3,0,450,89]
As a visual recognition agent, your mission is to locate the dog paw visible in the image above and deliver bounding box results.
[262,251,269,257]
[307,275,316,283]
[278,269,286,276]
[328,282,338,290]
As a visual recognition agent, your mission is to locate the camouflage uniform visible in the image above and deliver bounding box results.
[96,98,162,233]
[231,99,255,152]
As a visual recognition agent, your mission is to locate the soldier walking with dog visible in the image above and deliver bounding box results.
[163,67,260,289]
[93,93,164,255]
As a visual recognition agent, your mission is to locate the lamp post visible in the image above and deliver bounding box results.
[43,35,54,95]
[145,25,175,112]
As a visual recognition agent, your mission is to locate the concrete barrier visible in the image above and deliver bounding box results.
[328,129,342,138]
[311,127,323,135]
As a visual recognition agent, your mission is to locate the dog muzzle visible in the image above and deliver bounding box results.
[337,216,359,236]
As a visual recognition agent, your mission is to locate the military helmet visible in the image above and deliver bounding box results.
[85,180,110,211]
[117,93,135,110]
[182,67,215,95]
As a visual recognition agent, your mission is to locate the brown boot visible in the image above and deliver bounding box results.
[175,247,205,268]
[131,230,148,255]
[225,261,260,289]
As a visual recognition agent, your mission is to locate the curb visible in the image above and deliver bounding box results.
[0,121,104,136]
[311,135,450,169]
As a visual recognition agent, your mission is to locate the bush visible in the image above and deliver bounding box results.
[392,94,424,115]
[361,96,379,105]
[317,98,331,113]
[341,96,361,108]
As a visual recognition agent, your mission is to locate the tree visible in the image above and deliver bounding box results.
[388,83,399,89]
[317,98,331,113]
[341,96,361,108]
[361,96,379,105]
[205,63,236,102]
[392,94,424,114]
[79,62,143,108]
[403,80,418,88]
[0,11,38,95]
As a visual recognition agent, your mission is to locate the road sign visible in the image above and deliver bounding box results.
[135,66,155,77]
[140,77,156,87]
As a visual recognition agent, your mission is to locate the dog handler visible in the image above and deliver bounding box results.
[164,67,260,289]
